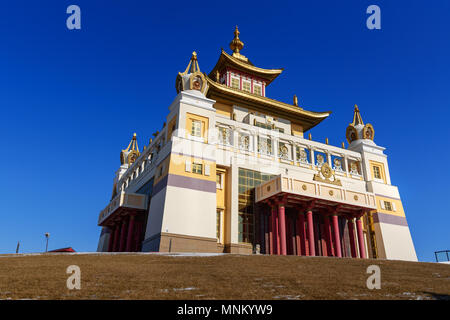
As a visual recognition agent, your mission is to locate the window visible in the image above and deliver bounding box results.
[216,209,222,242]
[239,133,250,150]
[216,173,222,189]
[192,163,203,174]
[231,78,240,89]
[384,201,392,211]
[218,127,230,145]
[191,120,202,137]
[258,136,272,155]
[373,165,382,179]
[242,81,251,92]
[278,142,289,160]
[255,121,272,130]
[238,168,275,244]
[253,84,262,96]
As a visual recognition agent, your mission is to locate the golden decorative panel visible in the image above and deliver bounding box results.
[313,163,342,186]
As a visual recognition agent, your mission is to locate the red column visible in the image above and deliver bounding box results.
[275,206,280,255]
[112,222,120,252]
[295,214,300,256]
[126,215,136,252]
[119,217,128,252]
[286,216,293,255]
[332,214,342,258]
[348,218,357,258]
[106,226,114,252]
[107,226,114,252]
[297,213,306,256]
[323,216,333,257]
[356,217,367,258]
[290,217,296,255]
[278,203,287,256]
[270,205,277,255]
[264,211,269,254]
[306,210,315,256]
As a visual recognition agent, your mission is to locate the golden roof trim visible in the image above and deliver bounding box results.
[206,76,331,120]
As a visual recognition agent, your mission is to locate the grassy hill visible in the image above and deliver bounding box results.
[0,253,449,300]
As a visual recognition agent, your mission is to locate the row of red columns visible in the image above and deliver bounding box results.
[107,214,141,252]
[266,200,366,258]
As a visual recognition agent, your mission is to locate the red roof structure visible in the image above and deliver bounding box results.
[48,247,76,253]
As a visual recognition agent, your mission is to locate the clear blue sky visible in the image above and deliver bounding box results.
[0,1,448,262]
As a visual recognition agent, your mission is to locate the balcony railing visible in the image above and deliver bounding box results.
[98,192,148,225]
[215,117,365,179]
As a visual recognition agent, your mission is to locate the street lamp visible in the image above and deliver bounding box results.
[44,232,50,252]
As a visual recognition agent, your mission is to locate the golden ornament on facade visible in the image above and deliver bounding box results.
[316,154,324,166]
[127,150,139,165]
[346,126,358,144]
[334,158,341,167]
[302,184,307,191]
[362,124,375,140]
[313,162,342,186]
[329,190,334,196]
[321,163,332,179]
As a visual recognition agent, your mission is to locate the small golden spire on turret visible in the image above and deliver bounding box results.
[351,104,364,126]
[293,95,298,106]
[229,26,248,61]
[230,26,244,54]
[120,133,140,165]
[182,51,201,75]
[346,104,375,144]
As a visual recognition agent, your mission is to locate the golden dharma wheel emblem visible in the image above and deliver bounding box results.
[321,163,333,179]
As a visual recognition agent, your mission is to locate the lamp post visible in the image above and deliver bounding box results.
[44,233,50,252]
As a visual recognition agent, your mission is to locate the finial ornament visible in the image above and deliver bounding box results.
[351,104,364,126]
[293,95,298,106]
[346,104,375,144]
[120,133,140,165]
[230,26,244,54]
[182,51,200,74]
[176,51,208,94]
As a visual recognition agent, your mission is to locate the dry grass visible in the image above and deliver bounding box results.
[0,253,449,300]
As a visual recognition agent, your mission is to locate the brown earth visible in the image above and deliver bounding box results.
[0,253,449,300]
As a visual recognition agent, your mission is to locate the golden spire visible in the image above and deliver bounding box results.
[229,26,248,61]
[182,51,201,75]
[230,26,244,54]
[351,104,364,126]
[120,133,140,165]
[293,95,298,106]
[346,105,375,144]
